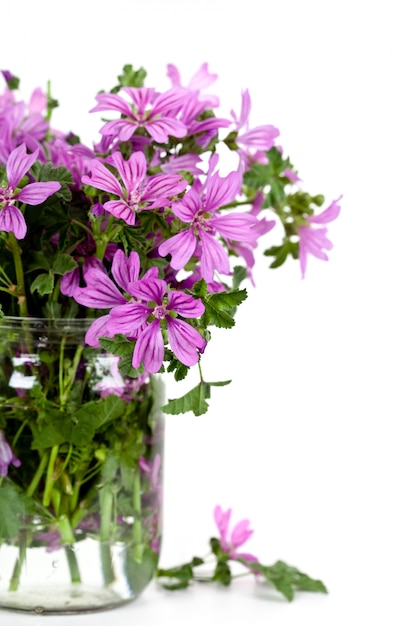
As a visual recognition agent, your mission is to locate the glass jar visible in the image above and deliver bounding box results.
[0,317,164,614]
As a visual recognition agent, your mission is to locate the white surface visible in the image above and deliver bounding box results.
[1,0,416,623]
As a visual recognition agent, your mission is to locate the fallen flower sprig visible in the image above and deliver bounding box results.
[157,506,328,601]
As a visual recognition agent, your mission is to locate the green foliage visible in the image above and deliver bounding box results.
[30,162,73,203]
[110,64,147,93]
[157,557,205,590]
[201,289,247,329]
[30,272,54,296]
[244,147,291,208]
[240,558,328,601]
[99,335,144,377]
[264,240,299,268]
[0,480,36,539]
[162,380,231,416]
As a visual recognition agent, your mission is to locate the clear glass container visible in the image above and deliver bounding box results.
[0,317,164,614]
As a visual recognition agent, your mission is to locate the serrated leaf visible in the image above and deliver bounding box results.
[99,335,143,377]
[264,243,289,268]
[31,412,68,449]
[30,162,73,202]
[201,289,247,329]
[232,265,247,289]
[81,395,126,429]
[162,380,231,416]
[213,560,232,586]
[30,272,54,295]
[0,481,36,539]
[240,558,328,601]
[52,254,78,275]
[162,382,210,416]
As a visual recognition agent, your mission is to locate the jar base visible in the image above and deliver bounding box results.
[0,584,132,614]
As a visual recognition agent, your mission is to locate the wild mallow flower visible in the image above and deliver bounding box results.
[108,276,206,373]
[167,62,220,108]
[90,85,190,143]
[230,89,280,167]
[0,143,60,238]
[298,195,342,279]
[0,430,21,477]
[73,249,153,347]
[158,170,259,282]
[214,505,258,563]
[81,150,188,226]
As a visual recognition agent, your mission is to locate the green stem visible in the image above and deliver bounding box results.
[8,531,27,592]
[60,341,84,407]
[43,444,59,507]
[11,420,28,448]
[65,546,82,584]
[99,483,115,585]
[8,231,28,317]
[56,514,82,584]
[26,452,48,498]
[131,469,143,561]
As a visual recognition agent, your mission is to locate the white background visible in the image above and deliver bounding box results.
[1,0,416,624]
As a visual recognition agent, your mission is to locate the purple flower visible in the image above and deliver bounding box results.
[0,430,21,477]
[0,143,60,238]
[298,195,342,278]
[90,86,189,143]
[214,505,258,563]
[167,62,220,108]
[73,249,146,347]
[108,276,206,373]
[231,89,280,168]
[158,170,259,282]
[81,151,188,226]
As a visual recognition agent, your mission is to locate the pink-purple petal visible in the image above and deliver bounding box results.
[166,318,206,366]
[0,204,27,238]
[17,181,60,205]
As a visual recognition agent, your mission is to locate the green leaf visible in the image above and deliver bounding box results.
[0,480,36,539]
[117,64,147,89]
[201,289,247,329]
[125,547,159,595]
[99,335,143,377]
[241,558,328,601]
[52,254,78,276]
[82,395,126,429]
[162,380,231,416]
[232,265,247,289]
[165,353,190,382]
[162,382,210,416]
[213,560,232,586]
[30,272,54,296]
[157,563,195,590]
[31,412,68,449]
[30,162,73,203]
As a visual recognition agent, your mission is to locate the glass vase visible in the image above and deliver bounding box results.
[0,317,164,614]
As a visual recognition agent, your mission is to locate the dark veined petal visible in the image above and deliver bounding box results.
[103,200,136,225]
[127,277,167,304]
[111,249,140,292]
[145,117,188,143]
[6,144,39,188]
[166,317,206,366]
[0,204,27,239]
[111,151,147,193]
[132,320,164,373]
[158,228,197,272]
[17,181,60,206]
[73,268,126,308]
[167,290,205,318]
[198,229,230,281]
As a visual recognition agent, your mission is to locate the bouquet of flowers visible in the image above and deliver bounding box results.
[0,64,339,611]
